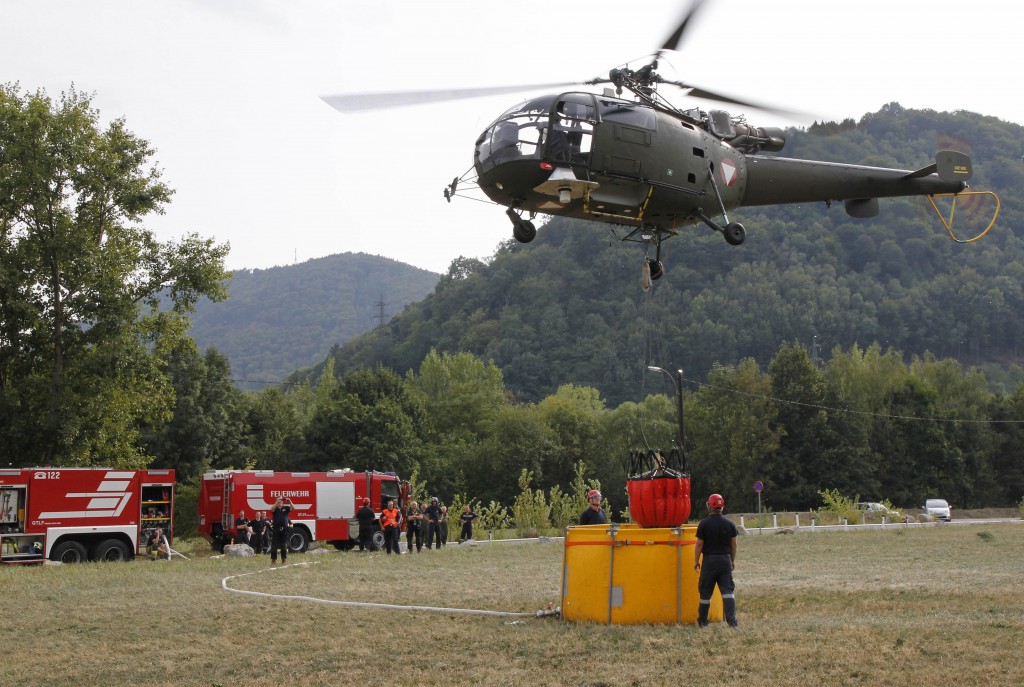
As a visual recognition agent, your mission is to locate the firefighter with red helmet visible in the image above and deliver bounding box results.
[694,493,739,628]
[579,489,608,525]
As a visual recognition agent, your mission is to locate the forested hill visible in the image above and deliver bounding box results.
[299,104,1024,405]
[187,253,439,389]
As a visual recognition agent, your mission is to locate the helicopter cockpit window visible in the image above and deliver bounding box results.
[476,96,553,170]
[545,95,595,164]
[598,100,656,130]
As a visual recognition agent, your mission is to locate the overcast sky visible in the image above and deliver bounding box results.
[1,0,1018,275]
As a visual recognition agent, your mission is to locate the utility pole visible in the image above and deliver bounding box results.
[373,293,389,329]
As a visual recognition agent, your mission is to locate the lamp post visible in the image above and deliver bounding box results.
[647,365,685,461]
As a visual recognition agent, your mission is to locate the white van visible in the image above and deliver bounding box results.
[923,498,952,521]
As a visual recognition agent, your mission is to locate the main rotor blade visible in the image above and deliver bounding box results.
[321,82,581,113]
[663,79,805,118]
[660,0,708,53]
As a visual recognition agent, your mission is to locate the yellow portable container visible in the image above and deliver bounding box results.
[561,523,723,625]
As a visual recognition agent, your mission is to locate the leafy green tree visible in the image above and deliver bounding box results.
[139,346,249,483]
[407,348,506,442]
[763,343,870,510]
[0,84,228,467]
[459,403,559,506]
[537,384,608,494]
[243,387,307,472]
[686,358,783,511]
[303,367,428,477]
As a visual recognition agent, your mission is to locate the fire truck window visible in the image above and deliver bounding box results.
[380,482,400,508]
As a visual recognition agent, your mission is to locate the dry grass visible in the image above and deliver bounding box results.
[2,523,1022,686]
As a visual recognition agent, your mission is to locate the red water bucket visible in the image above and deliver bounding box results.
[627,475,691,527]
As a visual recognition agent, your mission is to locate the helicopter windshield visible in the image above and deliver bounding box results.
[476,95,554,170]
[476,93,596,171]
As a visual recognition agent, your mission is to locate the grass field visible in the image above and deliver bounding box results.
[2,522,1022,686]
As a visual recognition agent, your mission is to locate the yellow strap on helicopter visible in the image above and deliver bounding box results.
[927,191,1000,244]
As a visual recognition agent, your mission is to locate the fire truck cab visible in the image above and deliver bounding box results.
[0,468,176,564]
[198,469,407,553]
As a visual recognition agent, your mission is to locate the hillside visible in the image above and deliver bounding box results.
[186,253,439,389]
[298,105,1024,405]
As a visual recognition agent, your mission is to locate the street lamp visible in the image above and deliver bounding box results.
[647,365,685,460]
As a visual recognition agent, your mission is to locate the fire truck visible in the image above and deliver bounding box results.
[0,467,176,564]
[198,469,408,552]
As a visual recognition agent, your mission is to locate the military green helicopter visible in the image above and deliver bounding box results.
[323,1,997,280]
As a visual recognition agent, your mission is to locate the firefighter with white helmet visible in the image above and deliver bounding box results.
[579,488,608,525]
[694,493,739,628]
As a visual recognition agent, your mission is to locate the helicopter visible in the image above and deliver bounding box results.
[322,1,997,280]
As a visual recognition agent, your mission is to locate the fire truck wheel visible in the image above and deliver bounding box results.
[371,529,386,551]
[50,540,88,564]
[286,528,309,553]
[93,538,132,562]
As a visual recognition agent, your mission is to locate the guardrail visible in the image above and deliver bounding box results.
[737,514,1022,534]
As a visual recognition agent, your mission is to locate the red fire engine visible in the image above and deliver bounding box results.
[198,469,408,552]
[0,467,176,564]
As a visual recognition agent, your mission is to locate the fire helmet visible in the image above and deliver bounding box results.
[707,493,725,510]
[587,489,602,501]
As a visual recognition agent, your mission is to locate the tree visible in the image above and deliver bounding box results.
[0,84,228,466]
[686,359,783,511]
[139,346,249,483]
[303,367,428,478]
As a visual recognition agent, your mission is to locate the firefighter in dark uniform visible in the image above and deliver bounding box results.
[579,489,608,525]
[356,497,376,551]
[270,496,293,565]
[693,493,739,628]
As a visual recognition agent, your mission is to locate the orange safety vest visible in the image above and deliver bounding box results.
[381,507,400,528]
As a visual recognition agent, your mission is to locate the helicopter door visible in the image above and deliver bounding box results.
[586,100,657,221]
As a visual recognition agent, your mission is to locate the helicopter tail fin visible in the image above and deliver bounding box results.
[903,151,972,182]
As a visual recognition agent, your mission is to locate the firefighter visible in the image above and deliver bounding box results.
[269,496,294,565]
[423,496,442,549]
[579,489,607,525]
[694,493,739,628]
[355,498,375,551]
[380,499,402,554]
[405,500,423,553]
[234,510,251,547]
[249,511,268,554]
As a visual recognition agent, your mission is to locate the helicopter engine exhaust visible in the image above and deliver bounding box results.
[726,124,785,153]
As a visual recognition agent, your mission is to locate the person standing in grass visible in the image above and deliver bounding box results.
[405,500,424,553]
[380,499,402,555]
[269,496,294,565]
[459,505,477,542]
[693,493,739,628]
[424,497,443,549]
[439,505,449,546]
[356,498,376,551]
[579,489,607,525]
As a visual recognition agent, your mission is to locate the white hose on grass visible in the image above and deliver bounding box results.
[221,561,543,618]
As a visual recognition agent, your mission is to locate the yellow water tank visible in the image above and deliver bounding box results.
[561,523,723,625]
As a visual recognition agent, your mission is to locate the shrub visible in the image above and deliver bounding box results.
[817,488,861,524]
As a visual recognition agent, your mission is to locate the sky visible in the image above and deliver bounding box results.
[1,0,1019,275]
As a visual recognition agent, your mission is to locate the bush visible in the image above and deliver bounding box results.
[817,488,861,524]
[512,469,551,536]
